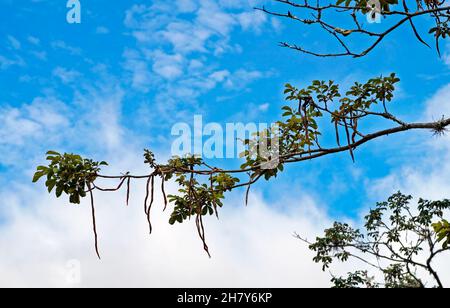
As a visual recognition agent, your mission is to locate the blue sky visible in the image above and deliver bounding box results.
[0,1,449,287]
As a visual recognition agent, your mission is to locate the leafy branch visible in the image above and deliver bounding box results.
[33,74,450,258]
[296,192,450,288]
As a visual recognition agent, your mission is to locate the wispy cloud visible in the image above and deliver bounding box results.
[367,83,450,201]
[27,36,40,46]
[0,97,69,165]
[51,41,82,56]
[53,67,81,84]
[443,42,450,68]
[0,54,25,70]
[122,0,274,124]
[95,27,110,35]
[122,48,155,93]
[7,35,21,50]
[0,69,128,171]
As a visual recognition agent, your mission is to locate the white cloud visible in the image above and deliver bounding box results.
[0,55,16,70]
[122,0,273,122]
[0,97,68,147]
[0,171,336,287]
[149,50,184,80]
[51,41,82,56]
[368,83,450,206]
[196,1,237,37]
[444,53,450,68]
[209,69,230,82]
[31,51,47,61]
[123,49,154,92]
[0,74,129,170]
[176,0,198,13]
[270,17,283,32]
[162,21,211,54]
[218,0,264,10]
[72,84,126,152]
[95,27,110,35]
[443,43,450,68]
[2,176,447,287]
[223,69,266,90]
[0,54,25,70]
[7,35,21,50]
[426,83,450,121]
[258,102,269,112]
[27,36,40,46]
[124,1,247,55]
[53,67,81,84]
[237,11,268,33]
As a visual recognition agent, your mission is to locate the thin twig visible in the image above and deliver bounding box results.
[88,183,101,260]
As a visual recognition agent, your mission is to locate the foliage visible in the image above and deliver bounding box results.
[241,74,402,176]
[168,172,240,226]
[331,270,377,288]
[33,73,450,258]
[298,192,450,288]
[33,151,107,204]
[432,219,450,249]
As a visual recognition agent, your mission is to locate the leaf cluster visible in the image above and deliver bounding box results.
[305,192,450,288]
[33,151,107,204]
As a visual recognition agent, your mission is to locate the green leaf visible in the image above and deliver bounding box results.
[56,186,64,198]
[32,171,46,183]
[46,151,60,156]
[47,180,56,193]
